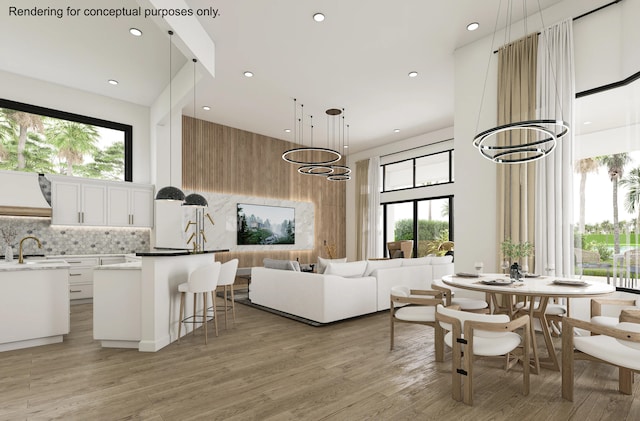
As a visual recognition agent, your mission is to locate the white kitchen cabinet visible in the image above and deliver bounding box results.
[50,175,153,228]
[107,185,154,227]
[64,256,99,301]
[51,178,106,226]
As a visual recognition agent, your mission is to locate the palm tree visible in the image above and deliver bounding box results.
[3,110,43,169]
[46,121,99,176]
[599,153,632,254]
[620,167,640,238]
[575,157,599,234]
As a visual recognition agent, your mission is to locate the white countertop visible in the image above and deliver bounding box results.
[0,260,70,272]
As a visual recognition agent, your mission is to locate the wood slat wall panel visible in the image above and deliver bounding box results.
[182,116,345,268]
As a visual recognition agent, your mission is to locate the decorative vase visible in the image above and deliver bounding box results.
[510,262,521,281]
[4,245,13,263]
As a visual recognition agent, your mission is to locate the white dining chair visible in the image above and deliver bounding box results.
[435,304,530,405]
[432,279,489,313]
[590,297,640,329]
[562,316,640,401]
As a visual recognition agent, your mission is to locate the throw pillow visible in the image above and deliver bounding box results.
[317,256,347,274]
[364,259,403,276]
[325,261,368,278]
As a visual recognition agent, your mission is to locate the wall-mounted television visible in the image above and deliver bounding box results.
[237,203,295,245]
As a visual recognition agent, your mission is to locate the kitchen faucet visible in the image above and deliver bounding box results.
[18,236,42,264]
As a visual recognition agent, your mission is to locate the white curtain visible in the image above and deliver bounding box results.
[535,19,575,277]
[367,156,381,258]
[355,156,381,260]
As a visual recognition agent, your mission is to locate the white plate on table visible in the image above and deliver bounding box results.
[553,279,589,286]
[481,279,512,285]
[456,272,479,278]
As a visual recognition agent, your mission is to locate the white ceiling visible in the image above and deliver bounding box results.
[1,0,621,153]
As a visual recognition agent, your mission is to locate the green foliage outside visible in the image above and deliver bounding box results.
[394,219,449,256]
[0,108,124,180]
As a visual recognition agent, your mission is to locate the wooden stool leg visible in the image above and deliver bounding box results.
[178,292,184,342]
[203,293,208,344]
[193,294,197,336]
[224,285,229,329]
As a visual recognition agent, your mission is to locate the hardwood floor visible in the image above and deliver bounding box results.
[1,301,640,420]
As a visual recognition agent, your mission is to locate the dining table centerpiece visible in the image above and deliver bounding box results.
[500,238,533,279]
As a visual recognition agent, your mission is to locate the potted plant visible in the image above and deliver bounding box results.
[1,223,18,263]
[501,238,534,278]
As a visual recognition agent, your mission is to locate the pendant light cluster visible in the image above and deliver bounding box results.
[472,0,569,164]
[281,99,351,181]
[183,58,208,207]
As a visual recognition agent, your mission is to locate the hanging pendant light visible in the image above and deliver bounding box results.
[472,0,569,164]
[156,30,186,201]
[183,58,209,207]
[282,99,341,169]
[327,109,351,181]
[297,114,335,176]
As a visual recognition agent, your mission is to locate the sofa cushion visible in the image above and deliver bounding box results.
[364,259,403,276]
[263,258,300,271]
[317,256,347,274]
[401,256,432,266]
[325,261,367,278]
[431,255,454,265]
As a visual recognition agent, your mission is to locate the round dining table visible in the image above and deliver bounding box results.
[441,273,615,373]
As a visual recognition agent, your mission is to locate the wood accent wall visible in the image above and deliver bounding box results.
[182,116,346,268]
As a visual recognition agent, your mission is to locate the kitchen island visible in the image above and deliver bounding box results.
[0,260,70,352]
[93,249,229,352]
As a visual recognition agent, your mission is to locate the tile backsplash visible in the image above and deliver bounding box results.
[0,216,150,256]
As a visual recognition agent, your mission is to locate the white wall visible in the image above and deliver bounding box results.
[0,70,151,183]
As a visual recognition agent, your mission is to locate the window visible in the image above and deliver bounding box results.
[574,71,640,289]
[382,149,453,192]
[0,98,132,181]
[383,196,453,258]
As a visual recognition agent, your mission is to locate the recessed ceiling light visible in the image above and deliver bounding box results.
[108,79,118,85]
[313,13,325,22]
[243,71,254,77]
[408,71,418,78]
[284,129,291,133]
[467,22,479,31]
[202,106,211,111]
[344,145,349,149]
[129,28,143,37]
[394,129,400,133]
[584,121,592,125]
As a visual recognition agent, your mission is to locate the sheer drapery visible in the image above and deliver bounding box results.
[355,157,381,260]
[535,19,575,277]
[496,34,538,269]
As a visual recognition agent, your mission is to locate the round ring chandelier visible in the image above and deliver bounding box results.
[327,165,352,181]
[281,146,342,166]
[297,164,335,176]
[473,119,569,164]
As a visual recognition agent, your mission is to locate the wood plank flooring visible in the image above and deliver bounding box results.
[1,301,640,420]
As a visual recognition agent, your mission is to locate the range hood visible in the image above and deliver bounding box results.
[0,171,52,217]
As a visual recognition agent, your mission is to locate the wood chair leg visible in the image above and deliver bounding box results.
[203,293,208,345]
[620,367,633,395]
[435,324,444,362]
[463,350,474,405]
[452,347,462,402]
[522,322,530,396]
[561,320,574,401]
[178,292,184,342]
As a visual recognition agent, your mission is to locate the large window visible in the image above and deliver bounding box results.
[0,98,132,181]
[383,196,453,258]
[382,150,453,192]
[574,71,640,288]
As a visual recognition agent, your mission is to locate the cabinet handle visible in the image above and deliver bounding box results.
[70,289,82,293]
[67,261,82,264]
[78,212,81,223]
[131,214,134,225]
[82,212,85,223]
[69,273,82,276]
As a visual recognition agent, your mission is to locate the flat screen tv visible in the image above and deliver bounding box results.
[237,203,295,245]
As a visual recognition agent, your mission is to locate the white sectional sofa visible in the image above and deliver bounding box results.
[249,256,454,324]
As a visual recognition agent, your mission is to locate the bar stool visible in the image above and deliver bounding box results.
[178,261,221,344]
[215,259,239,329]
